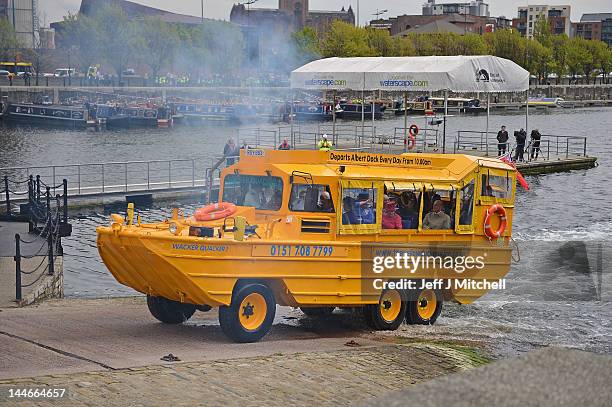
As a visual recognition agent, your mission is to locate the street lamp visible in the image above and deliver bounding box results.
[372,9,388,20]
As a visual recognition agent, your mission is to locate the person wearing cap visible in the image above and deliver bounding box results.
[318,134,333,151]
[355,191,375,224]
[382,196,402,229]
[318,191,334,212]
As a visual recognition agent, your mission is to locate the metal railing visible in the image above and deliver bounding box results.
[0,158,212,201]
[454,131,588,161]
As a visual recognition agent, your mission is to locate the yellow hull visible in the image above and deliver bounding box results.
[97,225,511,308]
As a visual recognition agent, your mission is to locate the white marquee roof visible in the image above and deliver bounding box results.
[291,56,530,93]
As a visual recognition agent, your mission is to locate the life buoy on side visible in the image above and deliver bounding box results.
[404,133,416,150]
[194,202,237,221]
[483,204,507,239]
[409,124,419,137]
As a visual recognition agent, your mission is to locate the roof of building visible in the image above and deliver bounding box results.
[580,13,612,22]
[78,0,204,25]
[396,19,466,36]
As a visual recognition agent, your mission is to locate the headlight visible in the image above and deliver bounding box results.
[168,222,178,235]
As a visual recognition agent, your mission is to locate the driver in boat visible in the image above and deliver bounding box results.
[423,200,451,230]
[318,191,334,212]
[318,134,333,151]
[243,184,263,207]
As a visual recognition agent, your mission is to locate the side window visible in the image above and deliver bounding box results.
[459,180,475,226]
[481,174,512,199]
[222,174,284,210]
[422,190,455,230]
[341,188,377,225]
[390,190,421,230]
[289,184,334,213]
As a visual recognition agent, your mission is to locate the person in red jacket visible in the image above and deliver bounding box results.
[382,197,402,229]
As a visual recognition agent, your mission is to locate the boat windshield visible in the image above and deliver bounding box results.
[222,174,284,210]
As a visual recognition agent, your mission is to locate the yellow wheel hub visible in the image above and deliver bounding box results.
[379,290,402,323]
[417,290,437,320]
[239,293,267,331]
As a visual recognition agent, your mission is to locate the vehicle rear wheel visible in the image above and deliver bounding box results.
[364,289,406,330]
[300,307,335,317]
[405,288,443,325]
[146,295,196,324]
[219,283,276,343]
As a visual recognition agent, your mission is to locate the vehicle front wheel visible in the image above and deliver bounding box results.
[405,288,443,325]
[219,283,276,343]
[147,295,196,324]
[364,289,407,330]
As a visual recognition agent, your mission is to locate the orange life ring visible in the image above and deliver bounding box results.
[404,133,416,150]
[409,124,419,137]
[483,204,507,239]
[194,202,237,221]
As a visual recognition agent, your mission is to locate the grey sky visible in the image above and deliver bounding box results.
[39,0,611,27]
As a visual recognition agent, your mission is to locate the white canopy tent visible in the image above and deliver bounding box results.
[290,56,531,154]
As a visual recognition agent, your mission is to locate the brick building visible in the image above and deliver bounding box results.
[574,13,612,46]
[512,4,571,38]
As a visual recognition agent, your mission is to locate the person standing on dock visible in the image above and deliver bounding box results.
[318,134,333,152]
[278,138,291,150]
[223,138,239,166]
[513,128,527,162]
[530,129,542,160]
[497,126,509,156]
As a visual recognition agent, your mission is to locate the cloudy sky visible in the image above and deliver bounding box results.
[40,0,610,26]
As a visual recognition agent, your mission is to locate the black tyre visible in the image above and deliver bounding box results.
[405,288,443,325]
[300,307,335,317]
[364,289,407,331]
[218,283,276,343]
[147,295,196,324]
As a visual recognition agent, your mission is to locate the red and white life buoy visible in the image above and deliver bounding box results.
[483,204,507,239]
[409,124,419,137]
[194,202,237,221]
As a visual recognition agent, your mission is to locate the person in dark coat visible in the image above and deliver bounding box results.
[497,125,509,156]
[530,129,542,160]
[513,128,527,162]
[223,138,239,166]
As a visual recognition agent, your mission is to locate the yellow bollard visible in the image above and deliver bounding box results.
[127,203,135,226]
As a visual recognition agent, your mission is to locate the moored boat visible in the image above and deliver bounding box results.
[3,102,88,128]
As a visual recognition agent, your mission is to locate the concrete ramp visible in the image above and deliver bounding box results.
[364,347,612,407]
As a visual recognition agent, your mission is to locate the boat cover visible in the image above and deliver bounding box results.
[291,56,529,93]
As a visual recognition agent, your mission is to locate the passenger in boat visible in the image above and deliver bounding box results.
[318,191,334,212]
[530,129,542,160]
[223,138,239,166]
[513,129,527,162]
[342,197,358,225]
[382,197,402,229]
[278,138,291,150]
[423,200,451,230]
[318,134,333,151]
[397,191,419,229]
[355,192,375,224]
[497,126,509,156]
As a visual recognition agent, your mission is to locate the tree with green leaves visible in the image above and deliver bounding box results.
[0,18,19,62]
[566,37,591,83]
[525,39,553,84]
[94,5,137,80]
[550,34,569,85]
[135,17,179,80]
[58,12,100,72]
[291,27,321,67]
[484,28,525,64]
[366,27,399,56]
[590,40,612,85]
[321,21,373,57]
[533,16,553,48]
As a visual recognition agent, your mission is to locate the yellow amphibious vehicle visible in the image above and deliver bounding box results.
[97,149,517,342]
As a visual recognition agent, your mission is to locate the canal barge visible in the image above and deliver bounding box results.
[97,149,516,343]
[430,97,486,113]
[2,102,88,128]
[337,101,385,120]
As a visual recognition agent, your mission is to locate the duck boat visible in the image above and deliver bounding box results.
[97,149,517,343]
